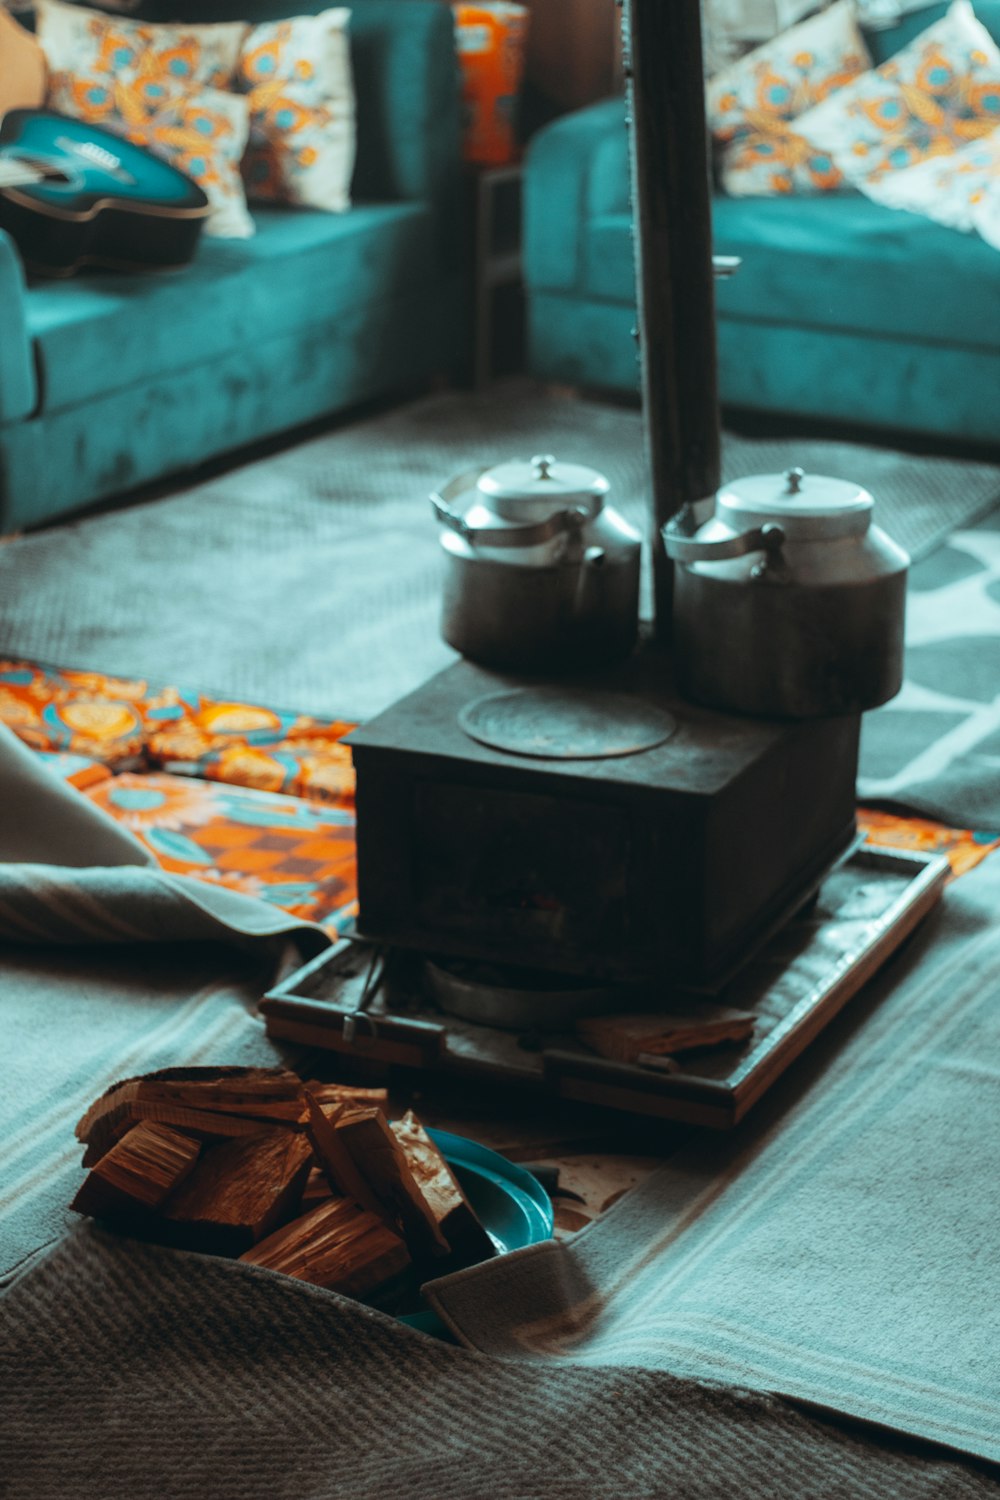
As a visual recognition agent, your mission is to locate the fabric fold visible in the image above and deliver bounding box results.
[0,722,330,952]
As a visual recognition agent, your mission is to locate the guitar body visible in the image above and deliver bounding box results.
[0,109,211,277]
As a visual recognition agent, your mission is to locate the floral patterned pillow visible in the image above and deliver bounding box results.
[35,0,255,238]
[707,0,872,195]
[865,128,1000,249]
[238,7,356,212]
[35,0,247,93]
[795,0,1000,186]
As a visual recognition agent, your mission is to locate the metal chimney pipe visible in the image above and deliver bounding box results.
[622,0,722,641]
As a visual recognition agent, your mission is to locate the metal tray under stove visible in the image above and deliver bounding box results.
[261,846,949,1130]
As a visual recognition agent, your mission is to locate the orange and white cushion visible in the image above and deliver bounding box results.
[237,7,356,212]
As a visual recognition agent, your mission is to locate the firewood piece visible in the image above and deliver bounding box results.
[390,1112,496,1269]
[576,1005,755,1065]
[302,1093,393,1228]
[333,1107,450,1264]
[75,1066,305,1143]
[80,1111,135,1168]
[81,1101,293,1167]
[160,1128,313,1255]
[240,1198,410,1295]
[301,1082,389,1114]
[71,1122,201,1220]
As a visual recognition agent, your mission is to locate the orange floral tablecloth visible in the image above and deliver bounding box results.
[0,659,355,804]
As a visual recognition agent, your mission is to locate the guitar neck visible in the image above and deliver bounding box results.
[0,159,44,190]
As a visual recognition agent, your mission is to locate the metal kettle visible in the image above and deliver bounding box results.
[431,454,641,671]
[663,467,909,719]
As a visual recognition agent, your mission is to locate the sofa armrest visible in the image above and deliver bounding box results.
[524,97,628,296]
[0,230,36,425]
[350,1,462,254]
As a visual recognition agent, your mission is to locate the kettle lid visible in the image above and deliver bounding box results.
[478,453,610,520]
[717,467,873,540]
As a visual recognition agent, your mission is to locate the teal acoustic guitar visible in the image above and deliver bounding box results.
[0,109,211,277]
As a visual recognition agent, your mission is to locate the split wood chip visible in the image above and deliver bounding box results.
[302,1092,394,1227]
[303,1082,389,1114]
[240,1197,410,1295]
[390,1111,495,1268]
[71,1122,201,1219]
[76,1070,390,1164]
[333,1107,451,1264]
[576,1005,755,1065]
[81,1102,290,1167]
[76,1066,304,1144]
[160,1128,313,1254]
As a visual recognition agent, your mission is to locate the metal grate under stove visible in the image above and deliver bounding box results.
[262,846,948,1131]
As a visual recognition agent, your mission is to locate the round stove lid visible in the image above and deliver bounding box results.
[717,467,874,541]
[458,687,677,760]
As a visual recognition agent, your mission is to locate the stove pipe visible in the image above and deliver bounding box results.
[623,0,722,640]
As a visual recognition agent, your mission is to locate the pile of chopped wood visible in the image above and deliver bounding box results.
[71,1067,496,1300]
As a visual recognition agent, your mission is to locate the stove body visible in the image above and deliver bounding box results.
[349,646,860,992]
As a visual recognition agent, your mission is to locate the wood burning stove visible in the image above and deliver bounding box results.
[347,649,860,991]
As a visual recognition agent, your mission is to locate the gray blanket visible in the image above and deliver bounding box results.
[3,1225,1000,1500]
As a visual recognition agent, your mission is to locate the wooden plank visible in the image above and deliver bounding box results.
[261,1012,440,1071]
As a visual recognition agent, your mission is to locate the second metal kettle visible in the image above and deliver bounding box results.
[663,467,909,719]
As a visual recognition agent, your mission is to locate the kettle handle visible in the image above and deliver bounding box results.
[662,519,786,564]
[431,469,590,550]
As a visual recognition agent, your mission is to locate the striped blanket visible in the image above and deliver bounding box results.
[427,846,1000,1467]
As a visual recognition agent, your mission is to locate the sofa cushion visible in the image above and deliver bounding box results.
[794,0,1000,188]
[578,193,1000,353]
[712,191,1000,350]
[25,200,435,414]
[865,127,1000,245]
[37,0,256,237]
[707,0,872,196]
[0,9,46,117]
[239,7,356,211]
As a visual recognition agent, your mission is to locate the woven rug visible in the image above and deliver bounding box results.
[858,510,1000,826]
[427,848,1000,1468]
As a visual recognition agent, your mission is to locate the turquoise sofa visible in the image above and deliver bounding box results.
[523,1,1000,448]
[0,0,463,533]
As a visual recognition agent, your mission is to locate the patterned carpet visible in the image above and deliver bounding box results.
[859,509,1000,826]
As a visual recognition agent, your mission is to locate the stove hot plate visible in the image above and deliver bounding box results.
[458,687,677,760]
